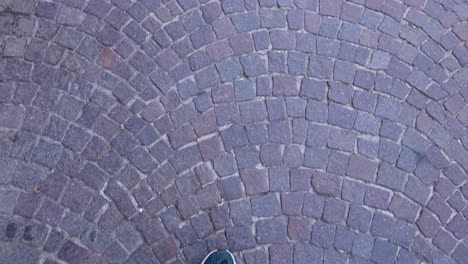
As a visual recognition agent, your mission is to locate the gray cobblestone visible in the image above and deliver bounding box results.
[0,2,463,262]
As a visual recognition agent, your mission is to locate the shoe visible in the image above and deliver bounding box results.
[201,249,236,264]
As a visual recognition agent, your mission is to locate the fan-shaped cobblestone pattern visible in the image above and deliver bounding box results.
[0,0,467,263]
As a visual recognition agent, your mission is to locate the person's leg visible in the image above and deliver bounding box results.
[201,249,236,264]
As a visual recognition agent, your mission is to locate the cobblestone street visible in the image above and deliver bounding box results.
[0,0,468,263]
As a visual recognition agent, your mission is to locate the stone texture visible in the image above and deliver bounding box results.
[0,2,461,261]
[347,155,379,182]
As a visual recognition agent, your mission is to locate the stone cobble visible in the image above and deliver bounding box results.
[0,0,467,263]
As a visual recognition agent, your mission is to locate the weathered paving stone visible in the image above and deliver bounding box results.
[289,168,311,192]
[352,233,374,259]
[371,211,396,239]
[256,218,288,244]
[218,176,244,201]
[347,154,379,182]
[327,151,350,176]
[370,239,398,264]
[389,194,420,223]
[0,190,19,215]
[60,211,90,238]
[103,241,128,263]
[0,105,25,129]
[260,143,282,167]
[226,226,256,252]
[328,103,358,129]
[323,198,347,223]
[281,192,303,216]
[31,140,63,168]
[342,179,366,205]
[13,192,41,218]
[169,145,202,173]
[240,167,268,195]
[43,229,64,253]
[328,128,357,151]
[213,153,237,177]
[266,98,287,121]
[1,243,41,264]
[220,124,249,151]
[288,217,313,243]
[312,171,342,197]
[153,236,178,262]
[184,242,208,263]
[311,222,335,248]
[252,193,281,217]
[63,125,91,152]
[57,240,88,264]
[347,204,372,233]
[294,243,323,264]
[11,163,46,191]
[376,162,407,191]
[61,181,93,214]
[304,147,329,169]
[269,167,289,192]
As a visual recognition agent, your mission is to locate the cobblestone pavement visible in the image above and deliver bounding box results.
[0,0,467,263]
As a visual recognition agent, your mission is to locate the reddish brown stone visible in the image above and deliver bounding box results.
[98,48,116,69]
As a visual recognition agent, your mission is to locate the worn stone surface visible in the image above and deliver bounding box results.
[0,0,465,263]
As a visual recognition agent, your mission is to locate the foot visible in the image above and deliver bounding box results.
[201,250,236,264]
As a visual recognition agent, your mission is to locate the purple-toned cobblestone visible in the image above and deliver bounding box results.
[0,0,466,263]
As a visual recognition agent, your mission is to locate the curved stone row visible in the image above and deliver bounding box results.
[0,0,467,263]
